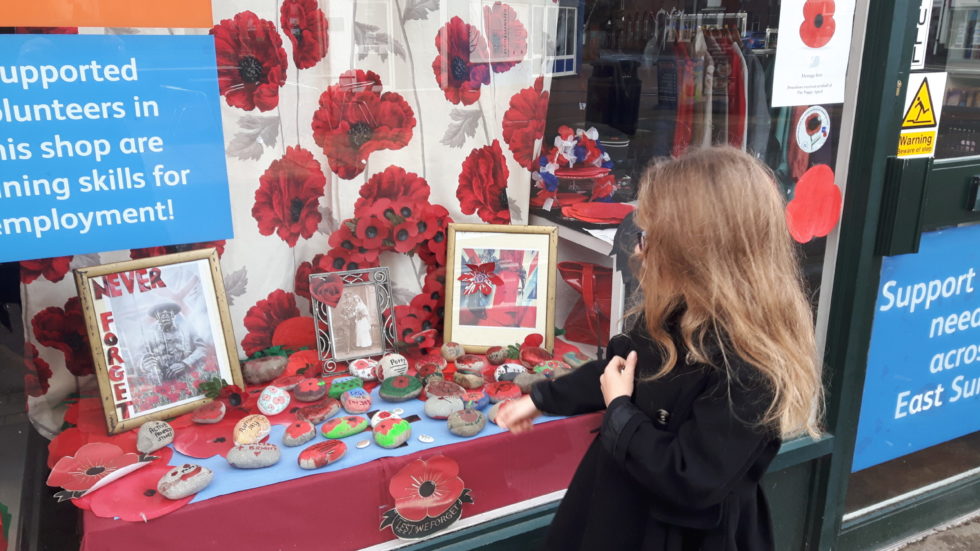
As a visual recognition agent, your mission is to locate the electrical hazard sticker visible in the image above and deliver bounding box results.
[898,72,947,158]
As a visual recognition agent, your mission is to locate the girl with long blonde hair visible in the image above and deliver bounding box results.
[498,146,823,551]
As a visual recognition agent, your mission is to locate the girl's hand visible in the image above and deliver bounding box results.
[600,351,637,406]
[496,395,542,434]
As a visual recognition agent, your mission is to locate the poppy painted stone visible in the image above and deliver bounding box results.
[453,371,485,390]
[379,375,423,402]
[486,346,510,365]
[424,379,466,400]
[297,440,347,470]
[462,389,489,410]
[488,400,513,424]
[379,353,409,380]
[424,395,465,420]
[270,374,306,391]
[456,354,486,374]
[440,341,465,362]
[137,420,174,453]
[294,378,328,402]
[415,361,444,385]
[257,385,292,416]
[371,410,401,428]
[295,398,341,424]
[533,360,571,378]
[519,347,552,368]
[328,376,364,400]
[157,464,213,500]
[494,363,527,382]
[374,418,412,449]
[420,354,448,369]
[341,387,372,414]
[321,415,369,439]
[191,400,226,424]
[562,351,590,369]
[447,408,487,437]
[233,414,271,445]
[282,420,317,447]
[227,442,281,469]
[242,355,287,385]
[486,381,522,403]
[514,372,547,394]
[349,358,379,381]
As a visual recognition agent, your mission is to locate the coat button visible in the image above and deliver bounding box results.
[656,409,670,425]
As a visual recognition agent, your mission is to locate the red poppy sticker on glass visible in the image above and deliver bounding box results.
[800,0,836,48]
[47,442,156,501]
[380,455,473,540]
[785,164,842,243]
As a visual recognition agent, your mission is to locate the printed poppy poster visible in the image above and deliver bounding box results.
[380,455,473,541]
[457,248,539,329]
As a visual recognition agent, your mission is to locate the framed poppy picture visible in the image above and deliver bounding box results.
[444,223,558,353]
[73,248,242,434]
[310,267,399,370]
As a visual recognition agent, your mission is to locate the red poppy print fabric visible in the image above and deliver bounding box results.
[483,2,528,73]
[433,17,491,106]
[502,76,549,171]
[211,11,288,112]
[458,140,511,224]
[280,0,329,69]
[253,146,326,246]
[31,297,93,377]
[24,343,52,397]
[20,256,72,284]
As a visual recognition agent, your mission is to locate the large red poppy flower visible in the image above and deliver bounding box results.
[211,11,288,112]
[800,0,836,48]
[355,166,431,212]
[75,460,193,522]
[389,455,465,522]
[173,417,239,459]
[503,77,549,171]
[280,0,329,69]
[252,146,326,247]
[129,240,227,260]
[242,290,301,356]
[310,273,343,307]
[785,164,841,243]
[31,296,93,377]
[24,343,52,397]
[354,215,390,250]
[483,2,528,73]
[459,262,505,295]
[311,70,416,180]
[432,17,491,106]
[458,140,511,224]
[20,256,72,284]
[48,443,141,492]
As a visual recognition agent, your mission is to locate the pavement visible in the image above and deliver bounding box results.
[891,512,980,550]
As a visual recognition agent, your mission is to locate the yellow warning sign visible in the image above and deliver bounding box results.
[902,79,937,129]
[897,130,936,157]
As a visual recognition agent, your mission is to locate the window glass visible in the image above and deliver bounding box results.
[928,0,980,159]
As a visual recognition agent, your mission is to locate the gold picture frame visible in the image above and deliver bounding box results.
[74,248,242,434]
[444,223,558,353]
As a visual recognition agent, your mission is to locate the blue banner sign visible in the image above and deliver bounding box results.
[0,34,232,262]
[853,224,980,472]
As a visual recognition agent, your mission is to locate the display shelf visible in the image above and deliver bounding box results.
[528,213,614,256]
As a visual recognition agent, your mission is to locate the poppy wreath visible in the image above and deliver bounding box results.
[210,11,288,112]
[799,0,836,48]
[533,125,616,203]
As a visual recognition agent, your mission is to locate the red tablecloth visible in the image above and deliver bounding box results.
[81,413,602,550]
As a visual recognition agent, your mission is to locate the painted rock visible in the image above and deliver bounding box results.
[348,358,378,381]
[486,346,510,365]
[321,415,369,439]
[456,354,486,374]
[157,464,213,500]
[242,355,287,385]
[379,375,423,402]
[257,385,292,416]
[424,379,466,400]
[415,361,444,385]
[297,440,347,470]
[282,420,317,447]
[371,410,401,428]
[494,363,527,382]
[227,442,280,469]
[271,374,305,391]
[328,376,364,399]
[514,372,548,394]
[440,342,465,362]
[424,395,465,420]
[294,378,328,402]
[420,355,448,370]
[447,408,487,437]
[453,371,485,390]
[519,346,553,368]
[488,400,517,425]
[341,387,372,414]
[136,420,174,454]
[379,354,409,380]
[563,351,590,368]
[462,389,489,410]
[295,398,341,424]
[374,418,412,449]
[191,400,226,424]
[486,381,523,403]
[233,414,271,445]
[534,360,572,378]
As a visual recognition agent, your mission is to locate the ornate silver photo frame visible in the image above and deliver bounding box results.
[310,267,398,372]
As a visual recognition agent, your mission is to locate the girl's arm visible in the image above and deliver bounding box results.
[529,334,635,416]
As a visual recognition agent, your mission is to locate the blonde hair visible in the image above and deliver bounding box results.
[632,146,823,438]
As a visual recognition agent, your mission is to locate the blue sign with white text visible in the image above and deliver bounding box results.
[0,34,232,262]
[853,224,980,472]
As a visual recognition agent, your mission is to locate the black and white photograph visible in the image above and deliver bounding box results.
[328,283,383,360]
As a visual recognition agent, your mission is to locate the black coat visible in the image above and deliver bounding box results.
[530,330,781,551]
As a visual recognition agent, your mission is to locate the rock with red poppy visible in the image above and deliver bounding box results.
[227,442,281,469]
[462,389,489,410]
[340,387,372,414]
[348,358,378,381]
[415,361,444,385]
[191,400,226,424]
[321,415,369,439]
[440,342,465,362]
[379,375,423,402]
[371,410,401,428]
[243,355,288,385]
[562,351,590,368]
[453,371,485,390]
[374,418,412,449]
[294,377,328,402]
[233,414,271,445]
[379,354,410,380]
[271,374,305,391]
[157,464,213,500]
[295,398,341,424]
[486,346,509,365]
[514,372,547,394]
[519,347,552,368]
[136,420,175,454]
[486,381,522,403]
[424,396,465,420]
[447,408,487,437]
[425,379,466,400]
[282,420,317,447]
[210,11,287,112]
[494,363,526,383]
[456,354,486,374]
[298,440,346,470]
[257,385,292,416]
[328,376,364,399]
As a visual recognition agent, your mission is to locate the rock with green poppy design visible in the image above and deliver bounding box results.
[379,375,423,402]
[328,376,363,399]
[374,418,412,449]
[294,377,328,402]
[321,415,369,439]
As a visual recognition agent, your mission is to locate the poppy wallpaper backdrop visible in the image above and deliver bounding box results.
[19,1,560,437]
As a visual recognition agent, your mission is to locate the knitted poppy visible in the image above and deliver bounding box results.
[241,290,301,356]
